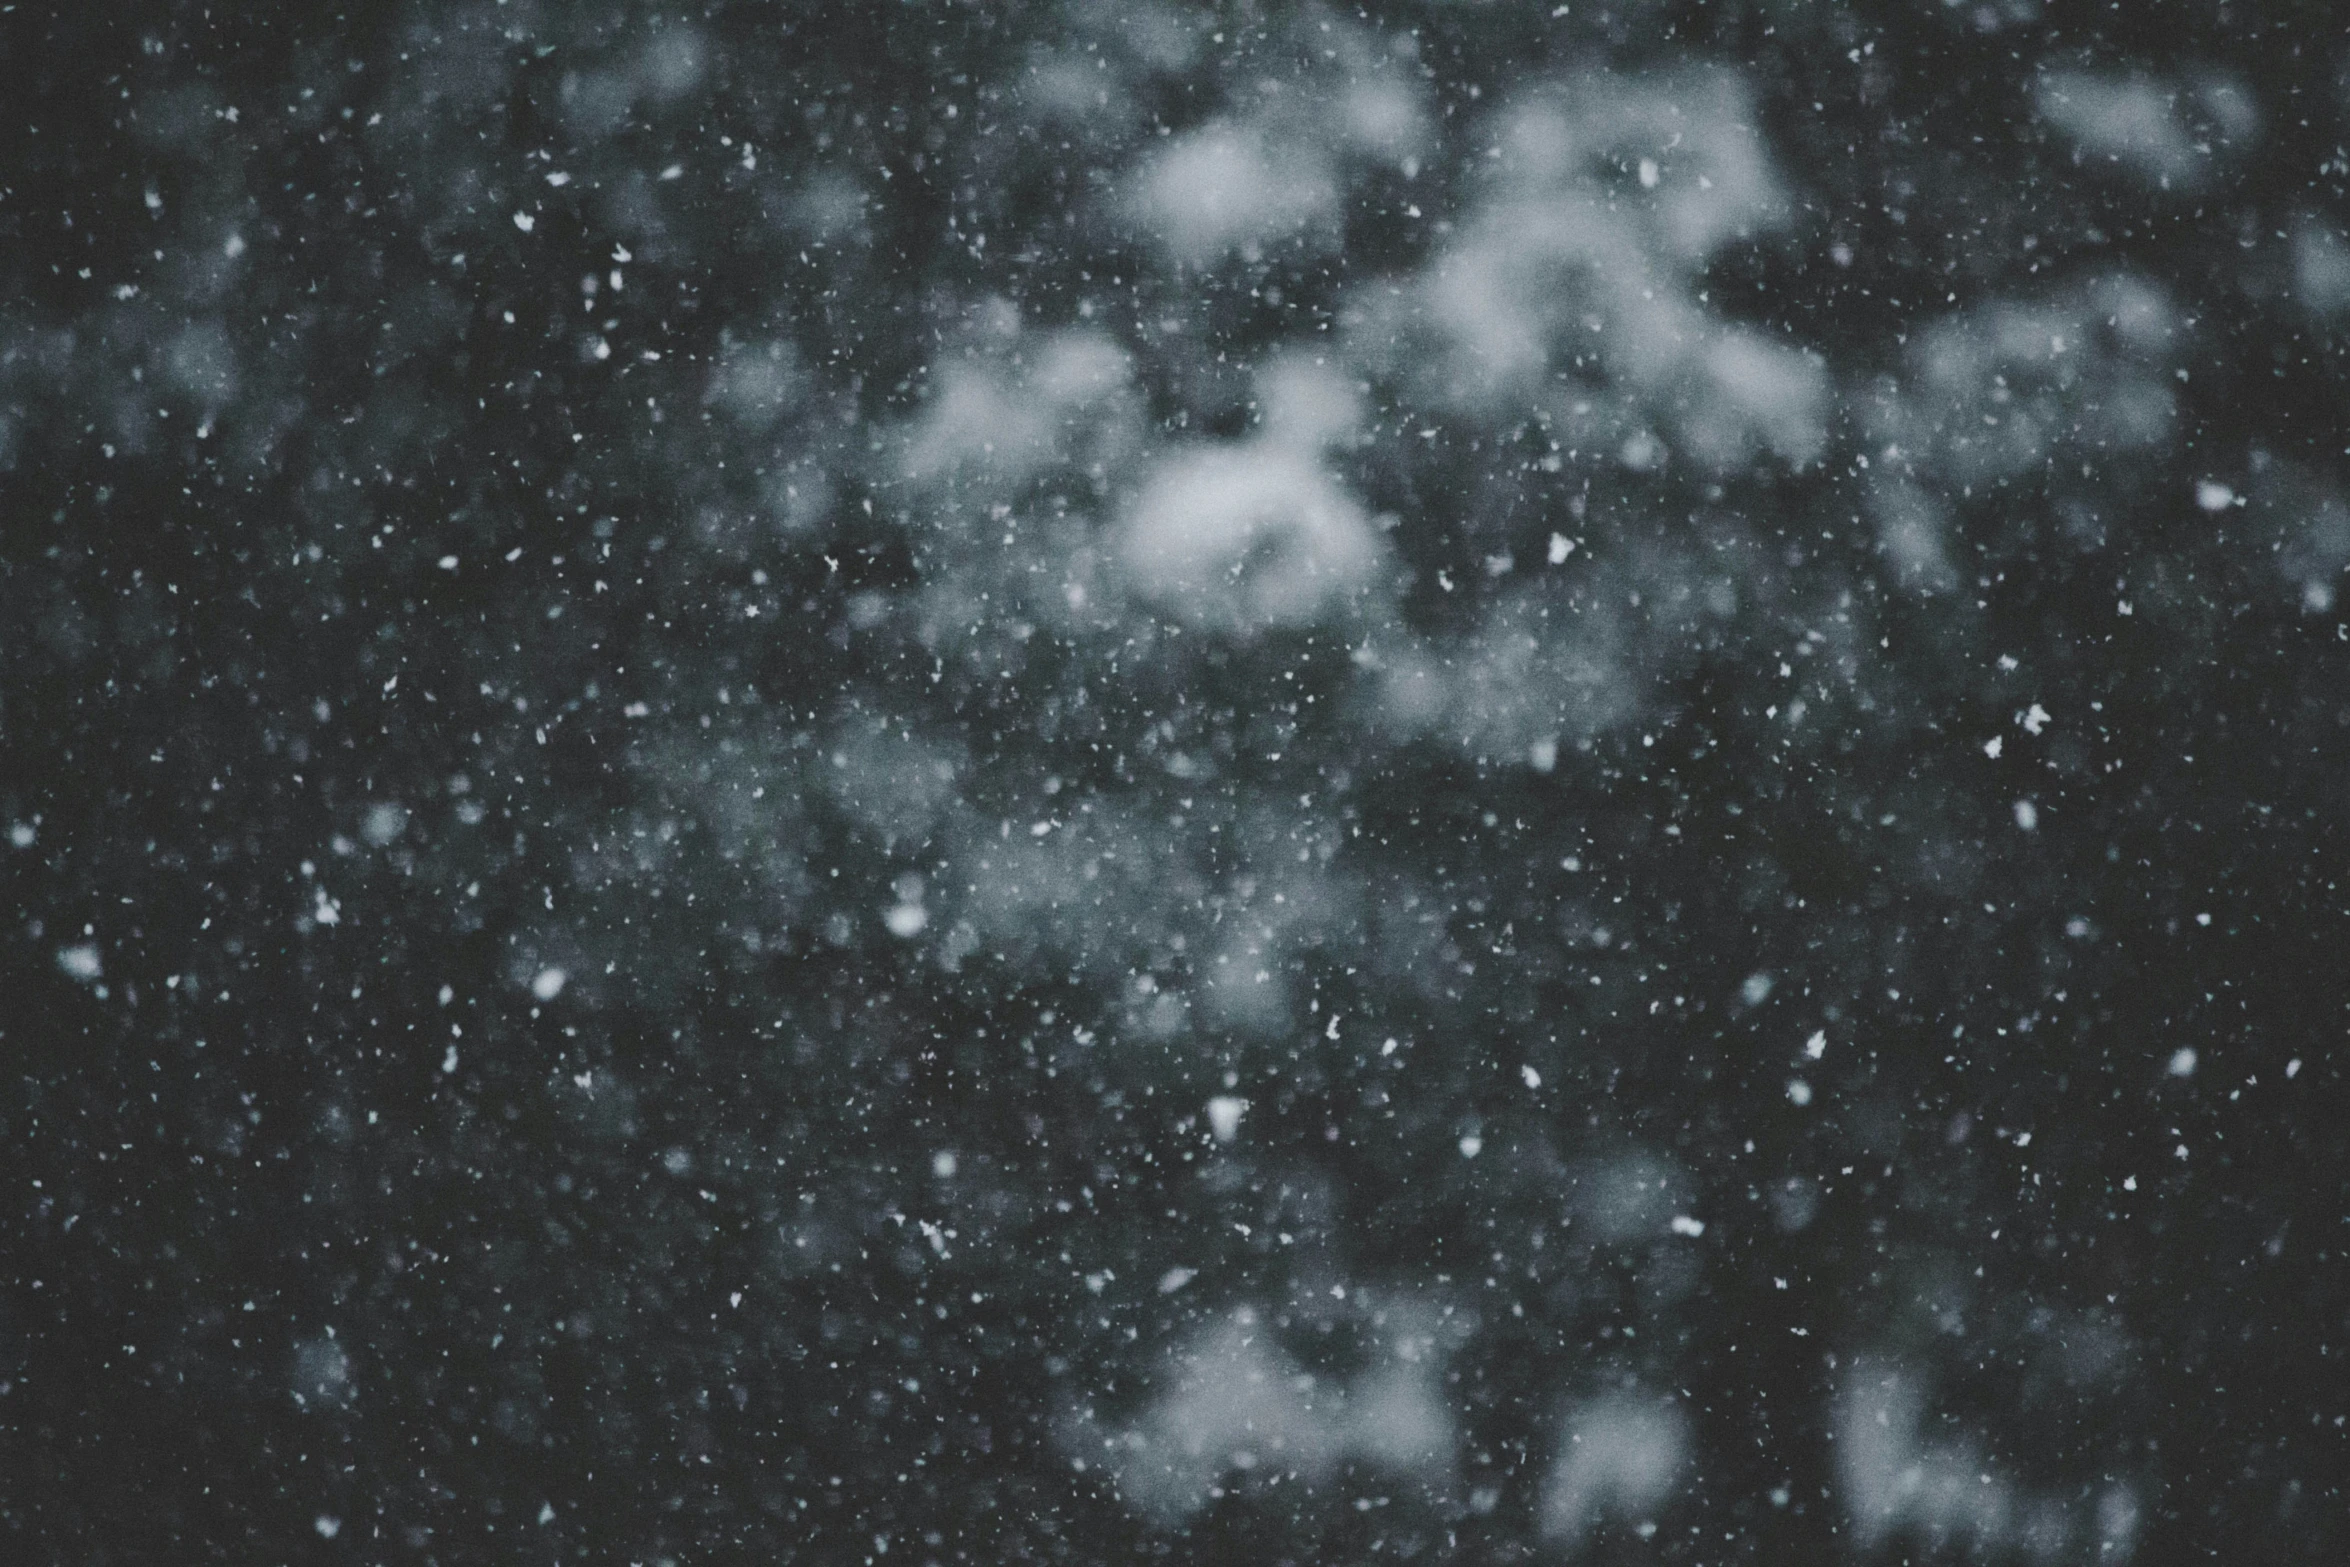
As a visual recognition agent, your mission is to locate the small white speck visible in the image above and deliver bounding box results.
[7,822,34,848]
[1637,157,1660,188]
[2195,480,2236,512]
[1983,736,2004,758]
[2022,702,2050,735]
[315,1516,341,1539]
[1206,1096,1247,1142]
[2122,1175,2137,1190]
[2168,1047,2197,1078]
[2194,912,2211,927]
[1521,1064,1542,1090]
[57,945,101,981]
[1786,1078,1813,1107]
[512,210,535,232]
[1458,1133,1483,1158]
[1669,1214,1706,1237]
[1158,1266,1197,1293]
[545,171,571,187]
[1804,1030,1826,1060]
[2014,800,2038,831]
[437,555,458,571]
[441,1044,459,1074]
[931,1150,958,1178]
[2287,1057,2302,1078]
[539,1503,557,1525]
[531,967,568,1001]
[1548,532,1575,564]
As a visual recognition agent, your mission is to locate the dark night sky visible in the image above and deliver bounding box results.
[2,2,2347,1562]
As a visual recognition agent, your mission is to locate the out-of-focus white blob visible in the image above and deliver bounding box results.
[1253,353,1362,450]
[361,800,409,848]
[1567,1149,1690,1246]
[2258,463,2350,612]
[1344,1361,1453,1474]
[2036,72,2203,190]
[1870,479,1964,594]
[1081,1304,1456,1526]
[1089,1313,1340,1523]
[1205,1095,1247,1143]
[2097,1485,2143,1563]
[1839,1360,2009,1553]
[1119,443,1381,635]
[1681,331,1829,472]
[290,1334,355,1411]
[898,326,1135,491]
[2293,218,2350,315]
[1393,68,1820,472]
[2036,69,2256,193]
[1863,272,2182,586]
[1333,74,1427,163]
[1539,1393,1690,1547]
[1837,1356,2140,1563]
[704,337,808,428]
[1126,120,1339,268]
[1375,584,1631,755]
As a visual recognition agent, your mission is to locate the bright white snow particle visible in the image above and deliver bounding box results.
[1521,1064,1543,1090]
[1804,1030,1826,1060]
[513,211,535,232]
[1668,1214,1706,1237]
[2167,1047,2197,1078]
[315,1516,341,1539]
[2014,800,2039,831]
[931,1150,958,1178]
[1206,1096,1247,1143]
[2195,480,2236,512]
[1785,1078,1814,1107]
[57,944,102,981]
[1983,736,2004,758]
[530,967,567,1001]
[2022,703,2050,734]
[1458,1133,1484,1158]
[883,902,929,938]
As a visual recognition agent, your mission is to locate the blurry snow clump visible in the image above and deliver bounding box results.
[1360,67,1825,473]
[899,319,1137,493]
[1539,1392,1690,1546]
[2034,67,2258,193]
[1118,356,1383,634]
[1081,1305,1454,1526]
[1838,1356,2143,1563]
